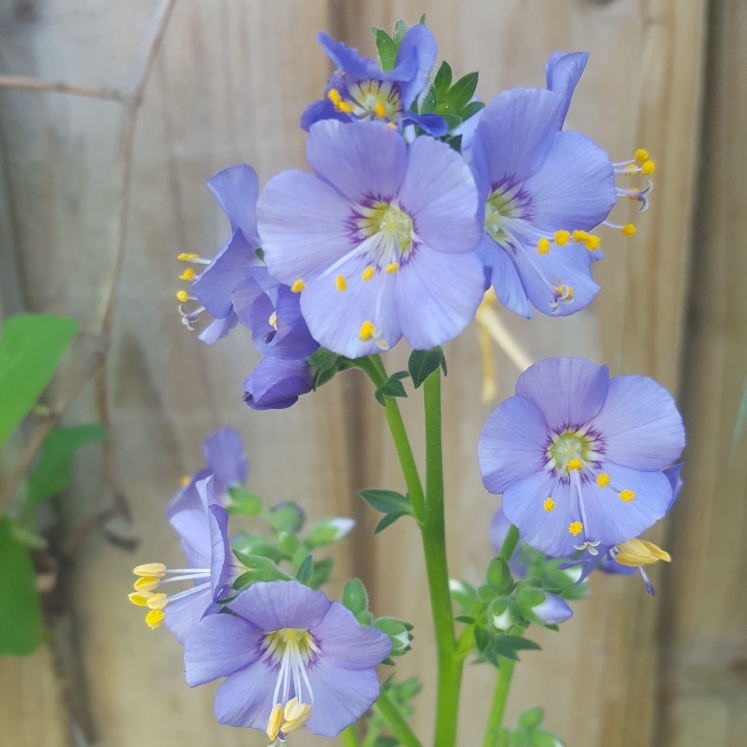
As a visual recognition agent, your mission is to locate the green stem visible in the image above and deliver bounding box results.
[342,724,361,747]
[499,524,520,563]
[373,690,424,747]
[482,659,516,747]
[422,369,461,747]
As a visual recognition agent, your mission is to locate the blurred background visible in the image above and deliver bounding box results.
[0,0,745,746]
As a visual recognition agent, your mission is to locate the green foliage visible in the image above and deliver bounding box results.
[0,314,77,447]
[0,516,42,655]
[372,28,399,72]
[27,425,107,505]
[232,553,291,589]
[408,347,447,388]
[341,578,368,615]
[308,556,334,590]
[307,347,355,390]
[489,707,563,747]
[364,676,423,746]
[358,489,413,534]
[226,486,263,517]
[266,501,306,533]
[295,554,314,584]
[486,557,512,593]
[374,371,410,406]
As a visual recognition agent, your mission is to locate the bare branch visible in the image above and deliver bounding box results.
[0,74,126,102]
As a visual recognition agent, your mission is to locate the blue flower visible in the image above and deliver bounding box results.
[258,120,484,357]
[129,476,242,643]
[471,55,618,318]
[243,357,313,411]
[184,580,392,739]
[478,357,685,558]
[301,27,447,136]
[532,593,573,625]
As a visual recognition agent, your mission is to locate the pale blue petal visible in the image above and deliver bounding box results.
[198,312,238,345]
[207,164,260,246]
[164,585,212,645]
[545,52,589,126]
[475,234,533,318]
[214,659,277,729]
[664,462,684,510]
[396,25,438,107]
[532,592,573,625]
[203,426,248,495]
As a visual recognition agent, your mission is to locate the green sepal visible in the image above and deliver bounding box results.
[356,610,374,626]
[446,72,479,112]
[341,577,368,615]
[460,100,485,122]
[232,553,290,589]
[449,578,478,610]
[226,486,262,517]
[519,707,545,730]
[255,247,265,262]
[358,488,411,514]
[473,625,490,652]
[408,347,447,388]
[372,28,399,72]
[374,511,409,534]
[277,530,301,558]
[266,501,305,532]
[231,532,284,563]
[308,347,350,390]
[455,615,476,624]
[433,61,453,98]
[374,370,410,406]
[295,554,313,585]
[393,20,407,44]
[308,557,334,590]
[486,556,512,592]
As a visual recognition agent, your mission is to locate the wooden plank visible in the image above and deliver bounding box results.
[337,2,706,746]
[656,0,747,745]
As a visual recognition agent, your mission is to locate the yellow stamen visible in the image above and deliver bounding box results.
[128,591,154,607]
[596,472,610,487]
[385,262,399,273]
[327,89,341,105]
[359,321,375,341]
[177,253,199,261]
[146,593,169,610]
[134,563,166,577]
[283,697,313,734]
[179,268,196,281]
[134,576,160,592]
[554,230,570,246]
[180,475,191,487]
[269,311,278,331]
[573,230,588,243]
[267,704,283,741]
[641,160,656,175]
[569,521,583,537]
[374,101,387,119]
[145,609,165,629]
[388,122,397,130]
[615,538,671,567]
[622,224,637,237]
[634,149,649,163]
[619,489,635,502]
[362,266,374,282]
[585,234,601,250]
[567,458,583,470]
[537,237,550,255]
[176,290,189,303]
[336,275,347,291]
[625,163,638,176]
[291,279,305,293]
[543,498,555,512]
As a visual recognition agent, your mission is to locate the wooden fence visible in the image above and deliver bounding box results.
[0,1,744,746]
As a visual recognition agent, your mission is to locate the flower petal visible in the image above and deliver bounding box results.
[243,357,313,411]
[544,52,589,126]
[394,245,484,350]
[396,25,438,107]
[203,426,248,496]
[532,592,573,625]
[478,395,550,495]
[164,585,213,645]
[590,375,685,470]
[208,504,242,596]
[398,135,482,254]
[197,312,239,345]
[475,235,533,318]
[207,164,260,246]
[515,358,609,432]
[213,659,277,729]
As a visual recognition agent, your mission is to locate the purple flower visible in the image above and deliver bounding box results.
[478,357,685,558]
[243,357,313,411]
[168,426,248,513]
[184,580,392,738]
[258,120,485,357]
[471,56,617,318]
[301,27,447,136]
[532,593,573,625]
[129,476,242,643]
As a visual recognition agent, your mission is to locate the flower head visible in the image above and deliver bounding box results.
[258,120,485,357]
[184,579,392,739]
[129,476,242,643]
[478,357,685,558]
[531,593,573,625]
[301,27,447,136]
[243,357,314,411]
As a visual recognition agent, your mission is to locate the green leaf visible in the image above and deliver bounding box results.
[358,489,411,514]
[408,347,447,388]
[226,486,262,517]
[374,511,409,534]
[374,371,410,406]
[308,556,333,590]
[459,100,485,122]
[488,635,541,662]
[232,554,290,589]
[27,425,106,505]
[0,314,77,447]
[455,614,476,624]
[447,72,479,111]
[418,13,426,24]
[373,28,399,72]
[341,578,368,615]
[473,625,490,652]
[433,61,453,97]
[231,533,284,563]
[0,516,42,655]
[519,707,545,729]
[295,554,313,585]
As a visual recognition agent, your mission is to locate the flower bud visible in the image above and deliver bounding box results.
[243,357,313,411]
[306,517,355,548]
[531,593,573,625]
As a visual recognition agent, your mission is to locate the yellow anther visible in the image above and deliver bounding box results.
[269,311,278,331]
[134,563,166,577]
[543,498,555,512]
[569,521,583,537]
[625,163,638,176]
[388,122,397,130]
[615,538,671,567]
[338,101,353,114]
[374,101,387,119]
[134,576,160,592]
[146,593,169,610]
[585,234,601,250]
[176,290,189,303]
[180,475,191,486]
[641,160,656,175]
[596,472,610,487]
[145,609,165,629]
[336,275,347,291]
[179,268,196,281]
[537,237,551,255]
[291,279,305,293]
[283,697,313,734]
[554,230,570,246]
[327,88,341,105]
[622,224,637,237]
[267,704,283,741]
[385,262,399,273]
[359,321,375,341]
[635,149,650,163]
[567,458,583,471]
[177,253,199,261]
[362,266,374,282]
[619,489,635,502]
[128,591,154,607]
[573,230,588,243]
